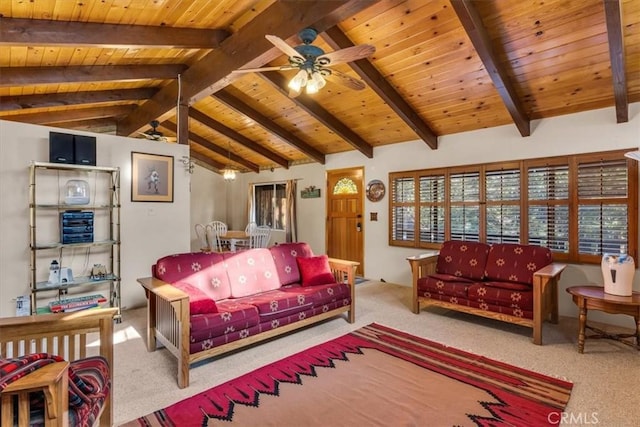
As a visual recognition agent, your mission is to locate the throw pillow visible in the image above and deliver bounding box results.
[172,282,218,314]
[297,255,335,286]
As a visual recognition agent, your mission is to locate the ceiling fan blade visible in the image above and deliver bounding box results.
[324,69,366,91]
[317,44,375,66]
[232,65,298,73]
[136,131,155,140]
[265,34,304,60]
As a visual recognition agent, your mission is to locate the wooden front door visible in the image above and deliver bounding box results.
[326,167,364,276]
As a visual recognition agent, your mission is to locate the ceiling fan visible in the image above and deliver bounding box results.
[232,28,375,96]
[136,120,176,142]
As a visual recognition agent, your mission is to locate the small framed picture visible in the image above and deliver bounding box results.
[131,152,174,202]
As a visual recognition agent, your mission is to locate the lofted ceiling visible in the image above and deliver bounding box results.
[1,0,639,175]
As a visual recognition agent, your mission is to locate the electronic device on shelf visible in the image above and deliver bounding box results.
[60,210,94,244]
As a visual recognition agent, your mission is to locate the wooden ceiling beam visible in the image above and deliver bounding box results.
[212,89,326,164]
[160,120,260,173]
[189,109,289,169]
[117,0,379,137]
[0,105,135,125]
[50,118,117,134]
[260,72,373,158]
[603,0,628,123]
[0,17,229,49]
[190,151,225,174]
[451,0,530,137]
[0,88,158,112]
[0,65,187,87]
[321,26,438,150]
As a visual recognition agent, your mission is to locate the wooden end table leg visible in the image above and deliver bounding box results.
[578,303,587,354]
[635,315,640,349]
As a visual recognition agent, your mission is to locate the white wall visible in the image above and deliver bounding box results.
[2,104,639,329]
[222,105,640,328]
[188,164,227,251]
[0,120,191,317]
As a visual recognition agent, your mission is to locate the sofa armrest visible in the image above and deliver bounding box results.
[1,361,70,426]
[531,262,567,345]
[137,277,191,388]
[407,251,440,313]
[0,308,115,426]
[327,258,359,323]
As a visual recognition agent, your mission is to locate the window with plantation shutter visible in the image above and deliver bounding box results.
[577,158,629,260]
[388,149,637,263]
[419,174,445,243]
[486,168,520,244]
[390,175,415,243]
[528,163,569,253]
[450,171,480,241]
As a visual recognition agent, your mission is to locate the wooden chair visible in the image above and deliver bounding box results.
[0,308,117,427]
[234,222,256,250]
[250,225,271,248]
[206,221,227,252]
[194,223,211,252]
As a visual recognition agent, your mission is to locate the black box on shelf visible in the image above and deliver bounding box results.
[60,211,94,244]
[49,132,97,165]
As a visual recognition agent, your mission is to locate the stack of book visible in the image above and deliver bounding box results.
[48,294,107,313]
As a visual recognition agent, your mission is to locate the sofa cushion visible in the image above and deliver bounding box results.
[429,273,474,283]
[482,281,531,291]
[466,300,533,320]
[237,290,314,321]
[484,243,552,285]
[436,240,490,280]
[154,252,232,301]
[281,282,352,306]
[417,276,472,298]
[189,301,260,343]
[223,249,281,298]
[467,283,534,311]
[297,255,335,286]
[270,242,314,285]
[173,282,218,314]
[67,355,110,427]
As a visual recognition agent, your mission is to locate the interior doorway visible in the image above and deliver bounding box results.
[326,167,364,276]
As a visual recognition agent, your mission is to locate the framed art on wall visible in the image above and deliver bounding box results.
[131,152,174,202]
[366,179,385,202]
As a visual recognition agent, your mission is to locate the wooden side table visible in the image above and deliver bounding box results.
[566,286,640,353]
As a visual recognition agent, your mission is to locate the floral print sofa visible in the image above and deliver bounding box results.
[138,242,359,388]
[407,241,566,345]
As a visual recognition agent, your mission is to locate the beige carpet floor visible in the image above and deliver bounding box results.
[112,281,639,426]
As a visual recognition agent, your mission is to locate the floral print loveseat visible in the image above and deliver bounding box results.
[138,242,359,388]
[407,241,566,345]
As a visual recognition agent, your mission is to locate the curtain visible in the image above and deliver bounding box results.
[285,179,297,242]
[247,184,254,224]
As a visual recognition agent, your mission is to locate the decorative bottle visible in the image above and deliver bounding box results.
[601,245,635,296]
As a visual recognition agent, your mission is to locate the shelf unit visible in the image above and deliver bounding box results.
[29,161,121,320]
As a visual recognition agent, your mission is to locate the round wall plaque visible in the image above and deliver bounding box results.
[366,179,386,202]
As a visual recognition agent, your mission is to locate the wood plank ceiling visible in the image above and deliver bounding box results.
[1,0,638,174]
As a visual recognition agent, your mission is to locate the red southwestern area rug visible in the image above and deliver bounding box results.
[123,323,573,426]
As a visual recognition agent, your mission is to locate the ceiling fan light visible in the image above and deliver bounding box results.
[288,69,308,92]
[306,79,319,94]
[313,71,326,89]
[306,71,326,94]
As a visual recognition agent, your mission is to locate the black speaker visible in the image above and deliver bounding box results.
[73,135,97,166]
[49,132,75,164]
